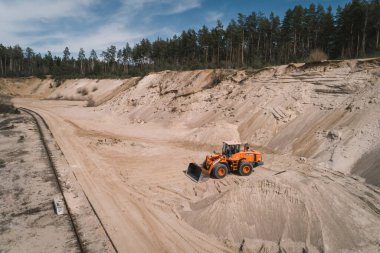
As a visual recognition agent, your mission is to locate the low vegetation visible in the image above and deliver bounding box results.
[18,135,25,143]
[0,159,5,168]
[55,94,63,100]
[0,96,19,114]
[86,96,96,107]
[205,72,226,89]
[307,49,329,62]
[77,87,89,96]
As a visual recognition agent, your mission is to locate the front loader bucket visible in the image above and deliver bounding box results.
[186,163,209,183]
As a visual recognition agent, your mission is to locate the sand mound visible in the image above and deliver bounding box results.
[183,180,310,250]
[182,176,380,252]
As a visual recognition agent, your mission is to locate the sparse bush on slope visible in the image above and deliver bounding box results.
[77,87,89,96]
[0,96,19,114]
[86,96,96,107]
[205,72,226,89]
[0,159,5,168]
[307,49,329,62]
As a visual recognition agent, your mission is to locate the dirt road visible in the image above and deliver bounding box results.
[14,98,380,253]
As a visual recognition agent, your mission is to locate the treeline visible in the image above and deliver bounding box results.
[0,0,379,79]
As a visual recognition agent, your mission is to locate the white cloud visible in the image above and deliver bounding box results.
[0,0,96,22]
[62,23,149,55]
[0,0,99,49]
[162,0,201,15]
[0,0,202,56]
[205,11,224,24]
[113,0,201,24]
[120,0,201,14]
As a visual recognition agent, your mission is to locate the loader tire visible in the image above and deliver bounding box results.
[213,163,228,179]
[239,162,253,176]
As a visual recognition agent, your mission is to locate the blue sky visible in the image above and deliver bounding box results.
[0,0,351,57]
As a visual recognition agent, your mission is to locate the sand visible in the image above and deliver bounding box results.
[0,77,53,97]
[0,113,80,253]
[3,58,380,252]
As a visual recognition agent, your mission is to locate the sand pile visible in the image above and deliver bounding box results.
[183,179,311,251]
[182,172,380,252]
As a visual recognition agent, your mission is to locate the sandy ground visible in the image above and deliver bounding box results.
[3,58,380,252]
[0,112,80,253]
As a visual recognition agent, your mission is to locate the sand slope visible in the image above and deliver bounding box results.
[0,77,54,97]
[47,78,140,105]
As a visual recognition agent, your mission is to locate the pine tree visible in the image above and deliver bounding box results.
[89,49,97,73]
[25,47,35,74]
[63,47,70,61]
[78,48,86,75]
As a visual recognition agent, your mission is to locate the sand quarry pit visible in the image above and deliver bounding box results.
[2,58,380,252]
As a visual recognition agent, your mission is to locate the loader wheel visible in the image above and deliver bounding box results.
[238,162,253,176]
[213,163,228,179]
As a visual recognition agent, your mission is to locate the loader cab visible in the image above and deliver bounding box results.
[222,141,241,157]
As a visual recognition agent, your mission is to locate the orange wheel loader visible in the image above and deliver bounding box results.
[186,141,264,182]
